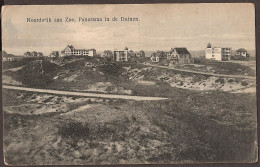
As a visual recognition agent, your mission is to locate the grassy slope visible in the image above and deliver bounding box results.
[192,58,255,76]
[3,88,257,165]
[2,58,257,164]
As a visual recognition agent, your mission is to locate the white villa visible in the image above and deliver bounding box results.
[205,43,231,61]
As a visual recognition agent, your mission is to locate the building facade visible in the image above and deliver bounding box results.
[113,48,129,62]
[62,45,96,57]
[24,51,43,57]
[205,43,231,61]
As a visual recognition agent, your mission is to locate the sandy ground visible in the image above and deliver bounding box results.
[3,92,174,165]
[123,67,256,93]
[3,85,168,101]
[2,75,23,86]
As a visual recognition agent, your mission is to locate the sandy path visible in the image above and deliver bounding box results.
[3,85,168,101]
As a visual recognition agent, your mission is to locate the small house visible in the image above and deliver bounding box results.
[31,51,38,57]
[235,48,249,57]
[170,48,192,64]
[150,51,167,62]
[24,51,31,57]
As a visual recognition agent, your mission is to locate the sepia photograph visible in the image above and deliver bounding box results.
[1,3,257,165]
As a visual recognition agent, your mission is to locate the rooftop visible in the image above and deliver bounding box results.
[236,48,247,52]
[174,48,190,55]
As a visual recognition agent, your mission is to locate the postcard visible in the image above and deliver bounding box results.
[2,3,257,165]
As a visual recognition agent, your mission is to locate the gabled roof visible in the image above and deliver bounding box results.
[67,45,74,50]
[62,45,74,52]
[236,48,247,52]
[63,45,96,52]
[174,48,190,55]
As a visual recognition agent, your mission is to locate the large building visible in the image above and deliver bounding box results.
[61,45,96,57]
[113,48,129,62]
[235,48,250,57]
[205,43,231,61]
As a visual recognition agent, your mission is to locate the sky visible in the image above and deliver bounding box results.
[2,3,255,56]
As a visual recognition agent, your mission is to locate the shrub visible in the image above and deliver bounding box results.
[99,63,123,76]
[179,81,184,86]
[58,120,90,139]
[227,79,234,83]
[105,85,116,92]
[193,57,206,64]
[63,59,85,70]
[87,99,92,104]
[241,81,249,86]
[16,60,58,86]
[215,78,225,84]
[231,55,249,61]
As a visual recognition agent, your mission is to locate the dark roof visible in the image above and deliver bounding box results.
[236,48,247,52]
[3,55,23,58]
[63,45,95,52]
[207,43,212,48]
[62,45,74,52]
[154,51,166,57]
[67,45,74,50]
[174,48,190,55]
[3,54,14,58]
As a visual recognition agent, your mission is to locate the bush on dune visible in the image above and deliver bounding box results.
[16,60,58,86]
[99,63,124,76]
[62,59,85,70]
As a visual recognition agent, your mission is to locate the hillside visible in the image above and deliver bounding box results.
[2,57,256,95]
[2,56,257,164]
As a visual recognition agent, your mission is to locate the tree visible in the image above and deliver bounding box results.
[50,51,59,58]
[139,50,145,57]
[103,50,113,57]
[37,52,44,57]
